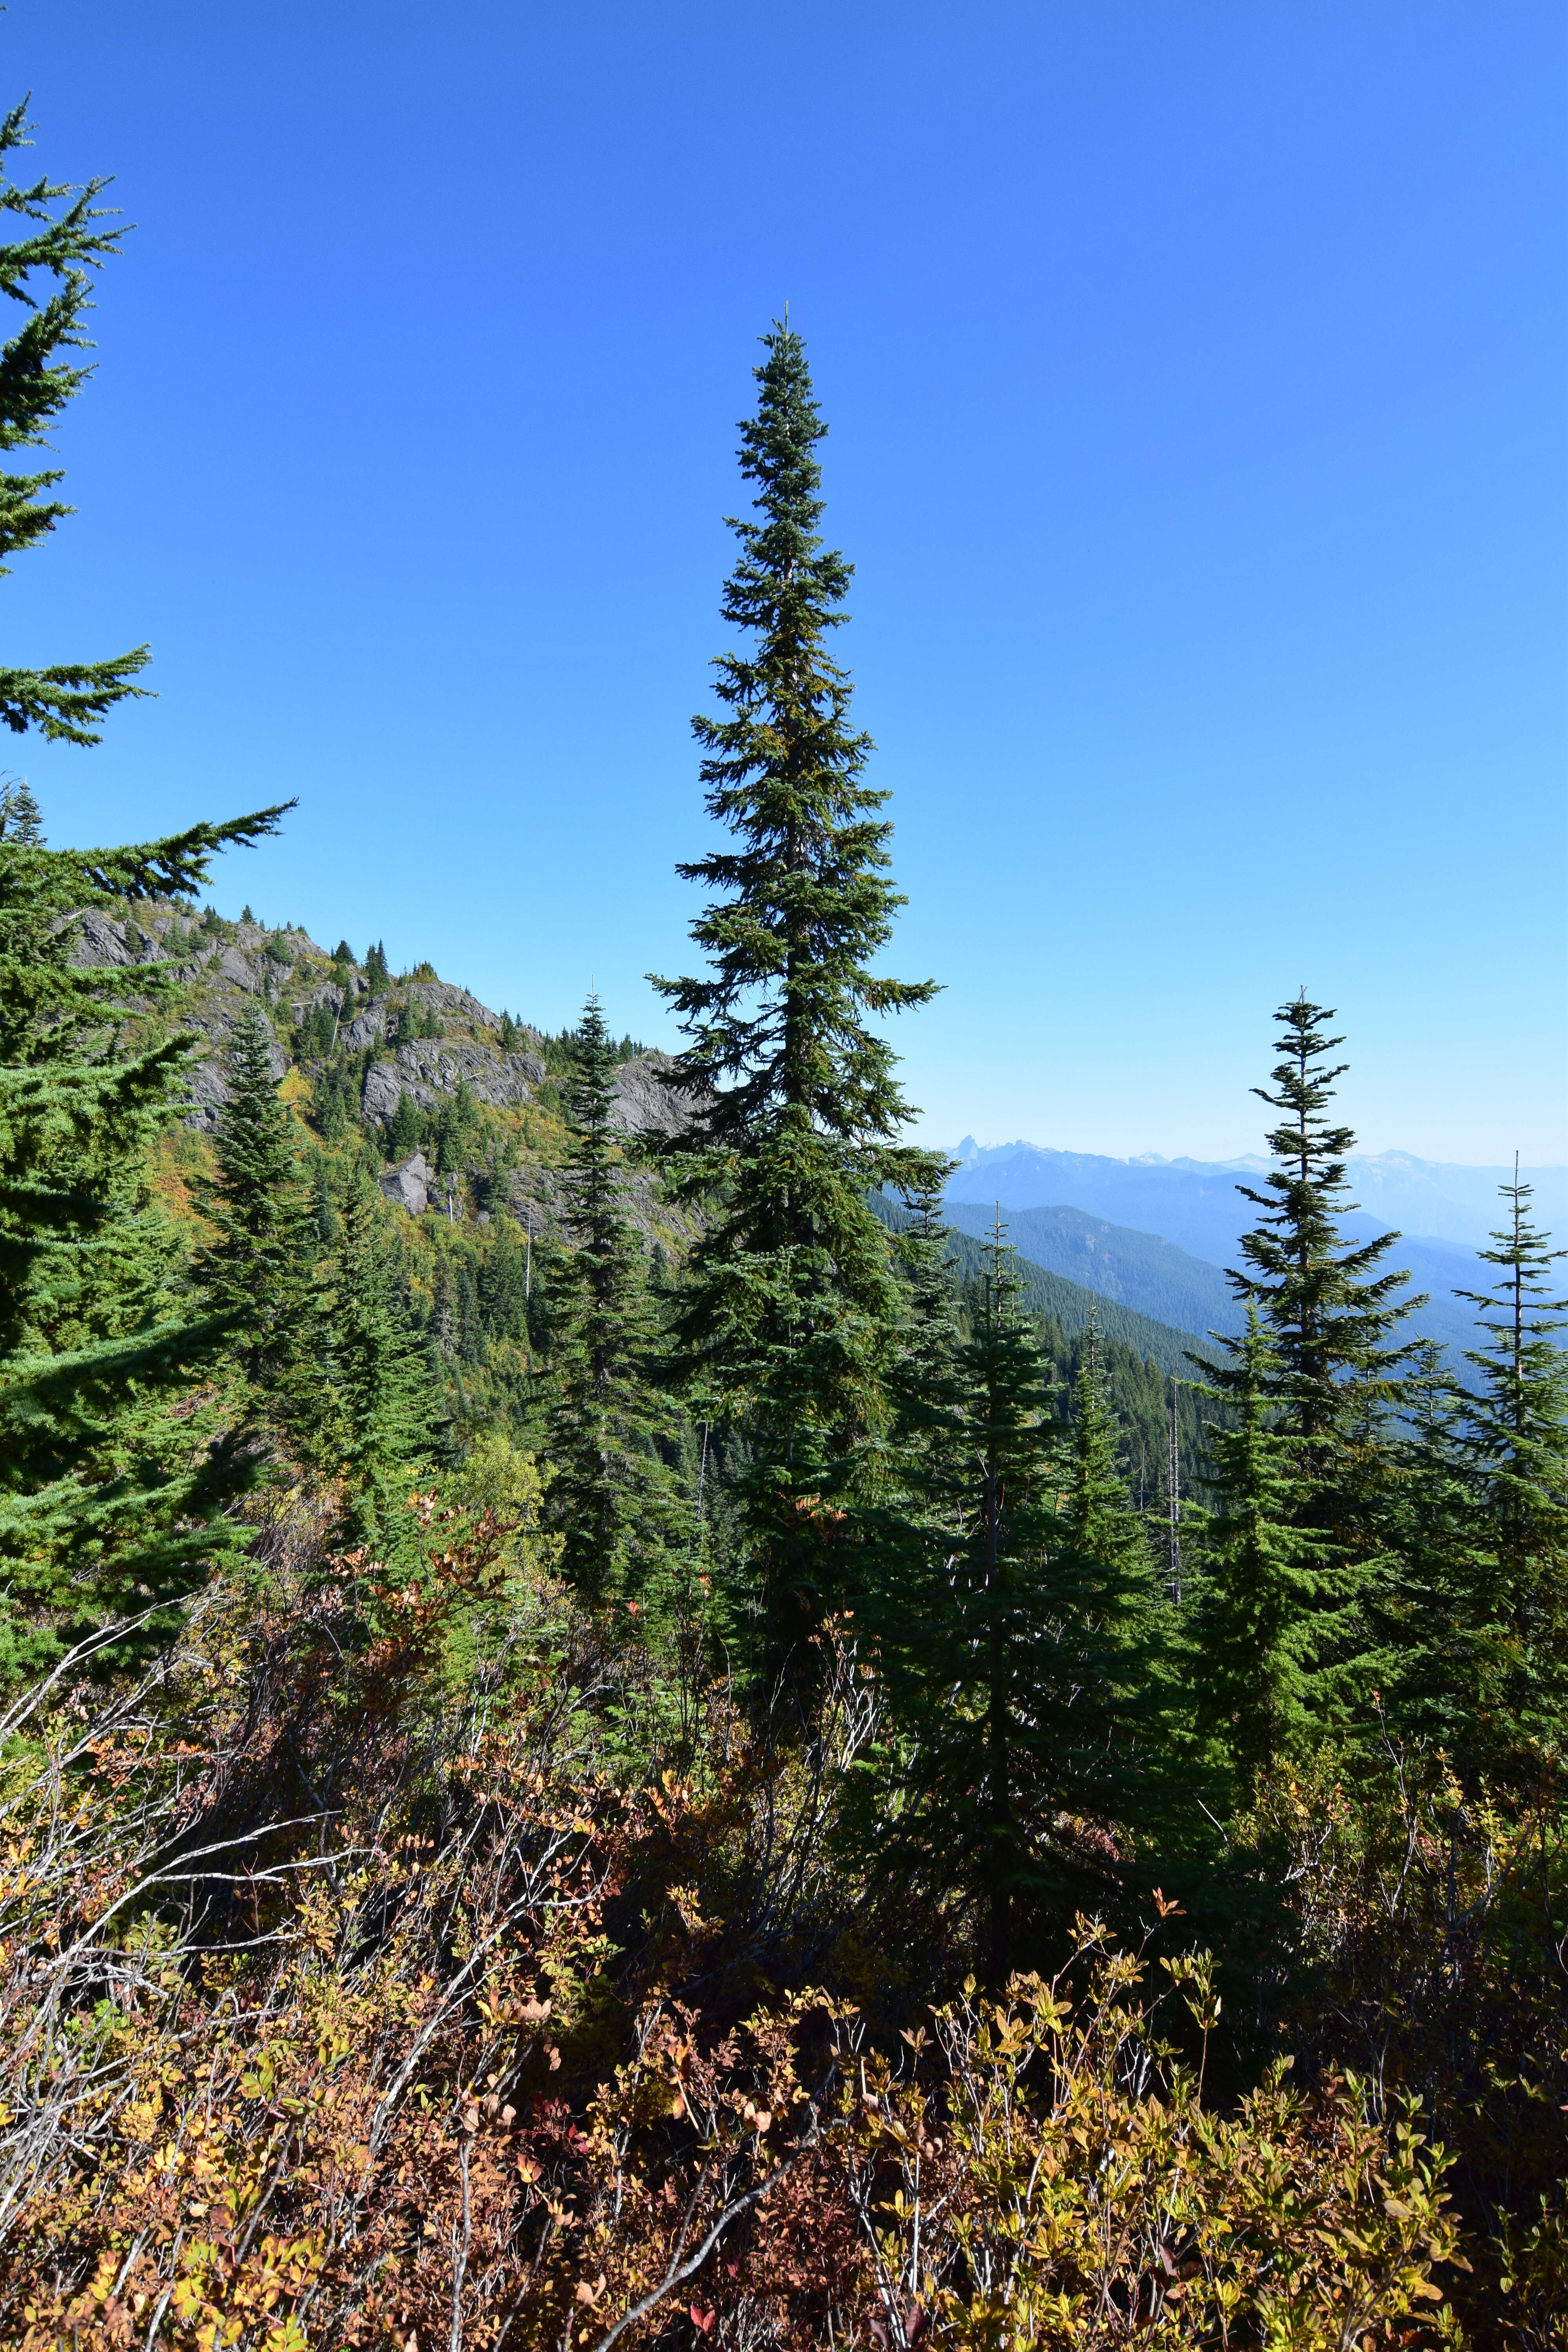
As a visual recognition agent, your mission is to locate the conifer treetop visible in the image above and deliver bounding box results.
[1228,994,1420,1443]
[1457,1178,1567,1404]
[198,1000,312,1399]
[654,322,936,1175]
[1454,1177,1568,1559]
[0,777,41,841]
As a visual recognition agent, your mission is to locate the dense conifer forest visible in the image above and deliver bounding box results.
[0,93,1564,2351]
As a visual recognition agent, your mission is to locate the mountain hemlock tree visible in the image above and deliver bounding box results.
[325,1165,434,1559]
[546,995,682,1612]
[1445,1180,1568,1764]
[385,1087,421,1159]
[1223,998,1419,1502]
[0,777,42,842]
[1189,1303,1338,1789]
[652,322,939,1647]
[1188,999,1420,1754]
[197,1002,316,1432]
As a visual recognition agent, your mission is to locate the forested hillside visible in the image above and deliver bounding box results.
[940,1196,1242,1342]
[73,893,696,1460]
[2,100,1564,2352]
[872,1193,1210,1491]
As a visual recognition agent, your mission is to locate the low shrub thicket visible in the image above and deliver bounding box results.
[1,1504,1559,2351]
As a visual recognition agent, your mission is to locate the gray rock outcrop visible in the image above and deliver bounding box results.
[215,944,263,993]
[361,1062,407,1125]
[379,1151,433,1215]
[610,1051,704,1140]
[390,1037,544,1111]
[340,1005,388,1052]
[70,908,140,967]
[402,980,503,1031]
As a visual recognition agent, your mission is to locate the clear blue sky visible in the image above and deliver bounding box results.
[10,1,1566,1163]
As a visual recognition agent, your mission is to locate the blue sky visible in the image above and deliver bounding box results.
[9,1,1566,1162]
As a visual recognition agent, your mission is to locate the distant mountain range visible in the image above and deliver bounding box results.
[869,1195,1211,1381]
[943,1141,1567,1257]
[938,1142,1567,1367]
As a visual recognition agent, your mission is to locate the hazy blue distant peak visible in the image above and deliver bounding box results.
[946,1137,1565,1179]
[1124,1151,1261,1170]
[936,1138,1568,1256]
[945,1140,1271,1176]
[945,1136,1029,1165]
[929,1142,1565,1374]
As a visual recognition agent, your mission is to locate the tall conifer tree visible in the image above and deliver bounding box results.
[1189,1001,1417,1755]
[0,98,289,1677]
[198,1002,314,1414]
[1061,1315,1153,1584]
[870,1230,1144,1982]
[904,1230,1059,1983]
[1221,998,1417,1501]
[1187,1305,1337,1788]
[652,323,938,1642]
[0,798,287,1679]
[870,1167,968,1537]
[1456,1181,1568,1565]
[0,102,150,741]
[1393,1181,1568,1771]
[886,1165,964,1453]
[546,995,681,1610]
[385,1087,421,1159]
[0,778,42,842]
[325,1167,433,1558]
[479,1211,530,1345]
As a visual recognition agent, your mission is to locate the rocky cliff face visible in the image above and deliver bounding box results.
[71,905,551,1123]
[608,1052,697,1141]
[71,899,702,1242]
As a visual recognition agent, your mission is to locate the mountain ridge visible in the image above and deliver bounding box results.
[80,906,1539,1375]
[944,1136,1567,1251]
[940,1198,1241,1341]
[869,1193,1211,1380]
[938,1140,1544,1366]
